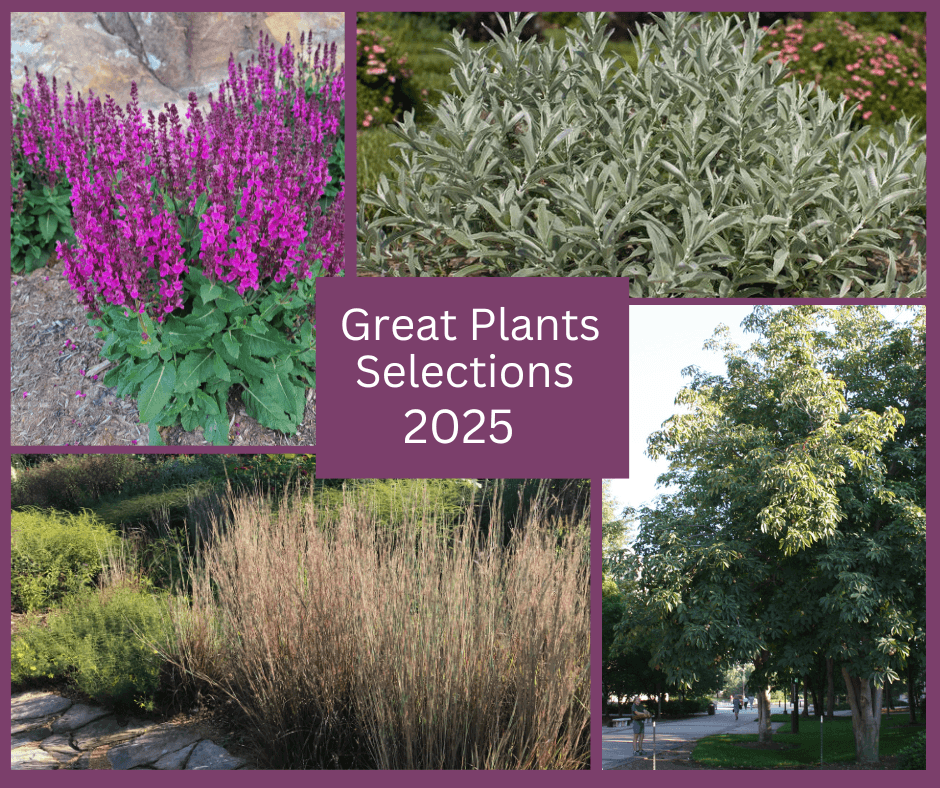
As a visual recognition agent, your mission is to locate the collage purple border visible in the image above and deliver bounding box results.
[3,2,936,782]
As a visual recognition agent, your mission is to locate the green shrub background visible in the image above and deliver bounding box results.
[11,509,120,613]
[11,454,144,511]
[12,585,172,710]
[759,14,926,131]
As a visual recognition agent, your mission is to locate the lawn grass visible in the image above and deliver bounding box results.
[692,713,925,768]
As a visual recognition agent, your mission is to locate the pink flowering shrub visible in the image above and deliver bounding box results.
[356,17,418,129]
[760,15,926,131]
[12,33,345,444]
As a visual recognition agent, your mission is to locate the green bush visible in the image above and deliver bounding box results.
[211,453,317,495]
[11,454,144,511]
[896,728,926,769]
[12,585,173,710]
[760,14,926,132]
[311,478,479,530]
[660,696,712,716]
[357,14,423,129]
[357,12,926,296]
[10,172,75,275]
[11,509,120,613]
[115,454,229,498]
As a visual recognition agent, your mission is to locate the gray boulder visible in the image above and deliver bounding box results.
[11,12,345,117]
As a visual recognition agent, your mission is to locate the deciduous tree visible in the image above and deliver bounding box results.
[620,306,925,762]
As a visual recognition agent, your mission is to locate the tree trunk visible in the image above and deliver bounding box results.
[826,658,835,719]
[842,667,883,765]
[809,684,821,718]
[802,683,810,716]
[756,687,773,743]
[791,682,800,733]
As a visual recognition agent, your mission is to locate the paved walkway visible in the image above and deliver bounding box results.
[603,703,786,769]
[12,691,246,770]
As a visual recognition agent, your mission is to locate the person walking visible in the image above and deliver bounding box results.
[632,696,650,756]
[732,694,741,721]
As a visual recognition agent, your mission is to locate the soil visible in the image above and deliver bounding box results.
[10,261,316,447]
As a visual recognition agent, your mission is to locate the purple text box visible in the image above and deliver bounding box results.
[316,278,628,478]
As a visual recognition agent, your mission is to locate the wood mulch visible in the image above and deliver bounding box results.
[10,261,315,447]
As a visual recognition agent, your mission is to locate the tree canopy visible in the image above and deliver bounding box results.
[616,306,925,763]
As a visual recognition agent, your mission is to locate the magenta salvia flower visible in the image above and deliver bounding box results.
[18,31,344,323]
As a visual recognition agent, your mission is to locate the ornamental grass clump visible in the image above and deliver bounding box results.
[12,33,344,443]
[358,12,926,297]
[164,481,589,769]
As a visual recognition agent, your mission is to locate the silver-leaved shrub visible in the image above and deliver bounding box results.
[358,12,926,297]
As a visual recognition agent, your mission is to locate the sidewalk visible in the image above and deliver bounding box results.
[603,705,784,769]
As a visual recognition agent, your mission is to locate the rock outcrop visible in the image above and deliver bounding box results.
[12,691,247,770]
[11,12,344,117]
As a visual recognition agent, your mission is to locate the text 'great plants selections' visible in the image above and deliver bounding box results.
[316,278,630,478]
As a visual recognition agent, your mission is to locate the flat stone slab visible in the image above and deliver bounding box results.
[153,741,197,770]
[12,715,56,736]
[186,740,245,770]
[10,691,246,770]
[39,732,78,763]
[12,727,51,750]
[11,692,72,721]
[12,745,61,770]
[12,718,53,741]
[52,703,111,733]
[108,725,204,770]
[71,715,150,751]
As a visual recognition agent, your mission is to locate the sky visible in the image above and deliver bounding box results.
[606,304,909,531]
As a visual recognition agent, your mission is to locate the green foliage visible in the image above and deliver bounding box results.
[541,13,584,30]
[11,509,120,613]
[760,14,927,132]
[114,454,231,498]
[11,454,144,510]
[357,126,401,203]
[10,172,74,274]
[358,12,926,295]
[660,697,712,716]
[212,453,316,495]
[836,13,926,35]
[312,478,479,531]
[92,266,319,445]
[356,15,423,130]
[896,728,926,769]
[623,306,925,760]
[12,585,172,710]
[304,68,345,209]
